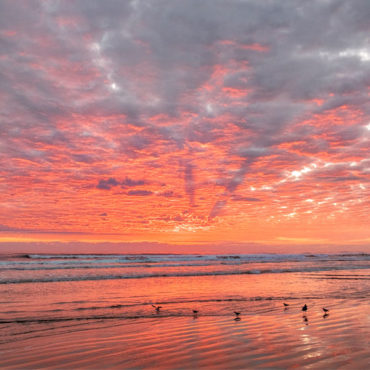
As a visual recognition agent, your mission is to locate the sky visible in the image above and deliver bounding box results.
[0,0,369,254]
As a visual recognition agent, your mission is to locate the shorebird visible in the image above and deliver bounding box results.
[322,308,329,313]
[283,303,289,307]
[193,310,198,315]
[152,304,162,313]
[302,304,308,312]
[234,311,241,321]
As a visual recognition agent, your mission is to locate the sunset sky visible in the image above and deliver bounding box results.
[1,0,369,253]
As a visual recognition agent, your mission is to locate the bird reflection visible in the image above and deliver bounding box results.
[302,315,308,325]
[322,307,329,318]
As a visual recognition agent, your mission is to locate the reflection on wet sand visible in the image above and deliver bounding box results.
[0,299,368,369]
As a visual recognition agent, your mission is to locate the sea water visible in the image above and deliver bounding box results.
[0,253,369,346]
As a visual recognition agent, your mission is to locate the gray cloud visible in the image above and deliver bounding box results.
[1,0,370,229]
[97,177,120,190]
[121,177,147,188]
[157,190,182,198]
[209,200,227,219]
[232,195,262,202]
[184,161,195,206]
[127,190,153,196]
[97,177,148,190]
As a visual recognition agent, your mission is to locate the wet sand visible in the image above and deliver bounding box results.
[1,299,369,369]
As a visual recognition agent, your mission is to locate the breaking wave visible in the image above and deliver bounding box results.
[1,264,369,284]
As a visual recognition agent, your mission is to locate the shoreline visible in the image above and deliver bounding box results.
[1,299,369,369]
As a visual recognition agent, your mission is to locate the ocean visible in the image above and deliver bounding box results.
[1,253,369,368]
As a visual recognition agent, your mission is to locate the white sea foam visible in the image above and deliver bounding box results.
[1,264,369,285]
[1,253,369,287]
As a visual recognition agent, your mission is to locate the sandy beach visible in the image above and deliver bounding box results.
[1,297,369,369]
